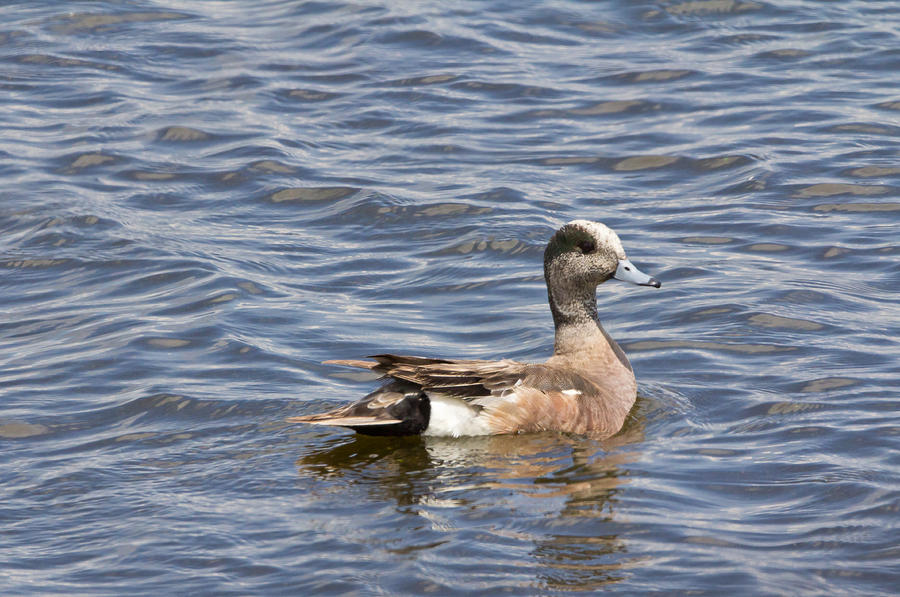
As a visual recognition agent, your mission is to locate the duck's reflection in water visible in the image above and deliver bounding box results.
[296,401,646,591]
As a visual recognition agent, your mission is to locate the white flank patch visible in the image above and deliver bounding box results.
[561,389,582,396]
[423,394,492,437]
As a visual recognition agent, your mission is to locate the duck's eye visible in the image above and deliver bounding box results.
[577,240,596,254]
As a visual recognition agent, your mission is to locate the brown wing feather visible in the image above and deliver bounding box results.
[322,359,380,369]
[325,353,556,399]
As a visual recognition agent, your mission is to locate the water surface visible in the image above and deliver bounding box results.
[1,1,898,594]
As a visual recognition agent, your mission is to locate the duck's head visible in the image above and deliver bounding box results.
[543,219,660,292]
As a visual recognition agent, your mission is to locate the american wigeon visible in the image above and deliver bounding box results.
[288,220,660,437]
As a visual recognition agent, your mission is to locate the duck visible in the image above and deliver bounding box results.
[288,219,660,438]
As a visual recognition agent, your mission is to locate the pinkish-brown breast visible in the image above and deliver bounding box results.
[483,364,636,437]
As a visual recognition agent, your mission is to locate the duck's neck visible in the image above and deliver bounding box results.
[548,284,632,371]
[548,282,603,353]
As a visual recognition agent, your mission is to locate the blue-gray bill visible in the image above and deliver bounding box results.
[613,259,661,288]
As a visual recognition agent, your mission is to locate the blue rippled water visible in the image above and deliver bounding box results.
[2,1,898,594]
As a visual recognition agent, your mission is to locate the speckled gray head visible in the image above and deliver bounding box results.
[544,219,660,290]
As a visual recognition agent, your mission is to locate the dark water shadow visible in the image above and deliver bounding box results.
[293,404,646,590]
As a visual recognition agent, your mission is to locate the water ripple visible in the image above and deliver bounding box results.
[1,0,898,594]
